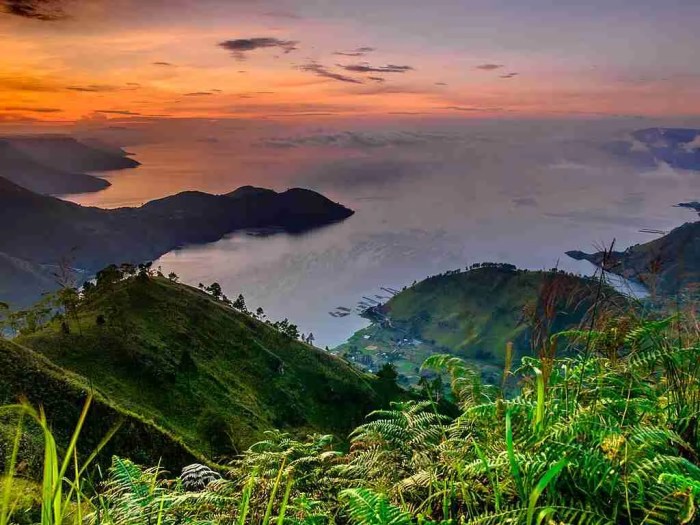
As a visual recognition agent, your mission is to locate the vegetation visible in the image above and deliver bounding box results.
[1,308,698,524]
[335,265,625,386]
[2,268,386,465]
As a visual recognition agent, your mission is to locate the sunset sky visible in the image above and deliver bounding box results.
[2,0,700,123]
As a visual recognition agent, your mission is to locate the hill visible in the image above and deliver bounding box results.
[3,135,140,173]
[0,140,110,195]
[0,253,59,307]
[15,275,384,459]
[334,265,624,385]
[0,337,198,475]
[0,178,354,307]
[567,220,700,297]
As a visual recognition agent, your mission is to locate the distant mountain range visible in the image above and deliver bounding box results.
[0,177,354,306]
[606,127,700,170]
[0,135,139,195]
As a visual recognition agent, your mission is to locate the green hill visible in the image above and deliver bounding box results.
[334,265,625,385]
[0,338,198,476]
[15,275,383,460]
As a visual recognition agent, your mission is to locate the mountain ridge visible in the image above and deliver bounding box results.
[0,177,354,307]
[0,135,140,195]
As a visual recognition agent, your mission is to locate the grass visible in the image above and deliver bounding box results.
[16,276,385,461]
[1,308,698,524]
[335,265,624,385]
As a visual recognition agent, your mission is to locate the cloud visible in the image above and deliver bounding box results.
[153,61,175,67]
[475,64,504,70]
[66,84,122,92]
[299,158,420,190]
[368,76,385,83]
[262,10,301,19]
[512,197,538,207]
[0,113,39,122]
[297,63,363,84]
[183,91,214,96]
[1,0,66,20]
[2,105,61,113]
[218,37,298,60]
[435,82,447,86]
[339,63,413,74]
[262,130,457,149]
[500,72,519,79]
[95,109,142,116]
[333,47,376,57]
[0,75,62,92]
[443,105,506,112]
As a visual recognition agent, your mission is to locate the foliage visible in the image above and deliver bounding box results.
[16,274,384,459]
[335,265,625,386]
[1,271,699,524]
[50,313,697,525]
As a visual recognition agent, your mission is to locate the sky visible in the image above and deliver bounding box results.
[1,0,700,124]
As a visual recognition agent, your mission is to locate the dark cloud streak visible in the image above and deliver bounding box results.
[297,63,363,84]
[339,63,413,73]
[218,37,299,60]
[333,47,376,57]
[1,0,66,20]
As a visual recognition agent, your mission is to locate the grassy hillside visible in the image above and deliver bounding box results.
[335,265,625,384]
[0,338,198,475]
[83,314,700,525]
[18,276,383,459]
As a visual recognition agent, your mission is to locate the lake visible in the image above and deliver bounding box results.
[64,118,698,346]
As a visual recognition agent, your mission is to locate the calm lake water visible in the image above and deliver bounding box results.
[65,119,698,346]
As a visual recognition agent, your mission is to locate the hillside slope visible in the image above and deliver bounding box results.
[335,265,624,385]
[18,276,383,458]
[567,221,700,297]
[0,338,198,474]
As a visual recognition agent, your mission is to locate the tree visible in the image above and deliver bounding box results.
[255,306,265,319]
[0,302,8,337]
[376,363,401,402]
[207,282,222,299]
[56,286,82,335]
[137,262,153,280]
[232,294,247,312]
[96,264,123,289]
[167,272,179,283]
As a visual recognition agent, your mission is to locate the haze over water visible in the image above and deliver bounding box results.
[65,118,699,346]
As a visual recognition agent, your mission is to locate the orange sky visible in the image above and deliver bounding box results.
[2,0,700,124]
